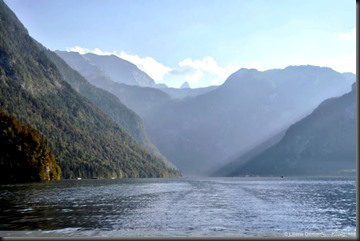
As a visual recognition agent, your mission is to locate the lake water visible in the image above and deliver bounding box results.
[0,176,356,237]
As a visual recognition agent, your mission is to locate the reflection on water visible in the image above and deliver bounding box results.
[0,177,356,237]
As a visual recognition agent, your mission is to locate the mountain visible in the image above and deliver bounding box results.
[144,66,355,175]
[180,81,190,89]
[55,51,172,118]
[46,51,149,149]
[56,51,219,115]
[83,53,156,87]
[231,83,356,176]
[0,111,61,183]
[0,0,180,179]
[46,51,177,170]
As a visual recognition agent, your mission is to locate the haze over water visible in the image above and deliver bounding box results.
[0,176,356,237]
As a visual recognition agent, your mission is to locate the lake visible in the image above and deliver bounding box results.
[0,176,356,237]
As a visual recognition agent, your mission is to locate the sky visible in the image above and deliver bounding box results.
[5,0,356,88]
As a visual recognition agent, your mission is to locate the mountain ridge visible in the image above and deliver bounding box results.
[47,51,177,170]
[230,83,356,176]
[143,64,354,175]
[83,53,157,88]
[0,0,180,179]
[55,50,173,118]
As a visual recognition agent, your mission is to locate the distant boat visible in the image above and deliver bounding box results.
[77,177,81,180]
[280,176,284,178]
[111,177,115,179]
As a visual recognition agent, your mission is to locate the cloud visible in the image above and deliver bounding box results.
[65,46,240,87]
[66,46,112,55]
[173,56,241,86]
[67,46,92,55]
[117,51,172,82]
[337,27,356,40]
[66,46,172,81]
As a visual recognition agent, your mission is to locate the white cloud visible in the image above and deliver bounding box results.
[66,46,113,55]
[117,51,172,82]
[175,56,241,86]
[66,46,92,55]
[337,27,356,40]
[66,46,172,82]
[65,46,241,87]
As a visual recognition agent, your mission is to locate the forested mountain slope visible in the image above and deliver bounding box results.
[0,111,61,183]
[0,0,180,179]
